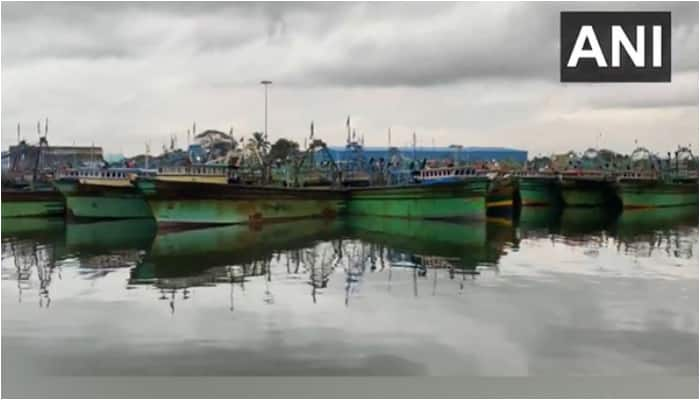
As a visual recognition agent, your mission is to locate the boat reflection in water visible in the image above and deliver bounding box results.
[124,216,520,309]
[129,218,346,311]
[2,207,696,311]
[610,205,698,259]
[2,217,66,307]
[515,205,698,257]
[65,219,157,280]
[2,207,696,380]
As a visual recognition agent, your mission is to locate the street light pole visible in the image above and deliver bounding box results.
[260,80,272,141]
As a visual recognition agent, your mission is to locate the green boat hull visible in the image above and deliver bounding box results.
[346,179,489,220]
[1,190,65,217]
[136,179,346,225]
[518,177,562,207]
[54,179,152,219]
[616,180,699,208]
[560,179,619,207]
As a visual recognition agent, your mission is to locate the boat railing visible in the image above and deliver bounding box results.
[156,165,230,177]
[615,171,661,181]
[512,171,559,179]
[417,166,488,180]
[57,168,155,180]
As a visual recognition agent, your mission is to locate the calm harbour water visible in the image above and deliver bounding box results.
[2,207,698,379]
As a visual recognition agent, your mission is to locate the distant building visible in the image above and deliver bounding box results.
[326,146,528,164]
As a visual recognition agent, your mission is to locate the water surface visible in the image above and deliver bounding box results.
[2,207,698,378]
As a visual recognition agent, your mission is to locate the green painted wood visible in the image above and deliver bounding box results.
[2,190,65,217]
[518,177,562,207]
[54,179,152,219]
[617,181,699,208]
[560,179,618,207]
[346,180,489,219]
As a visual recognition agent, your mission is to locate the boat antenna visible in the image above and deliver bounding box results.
[310,120,314,140]
[37,119,41,140]
[187,129,191,147]
[16,122,20,144]
[45,118,48,138]
[192,121,196,138]
[346,116,351,145]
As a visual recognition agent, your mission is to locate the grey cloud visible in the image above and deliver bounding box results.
[1,2,697,156]
[289,2,697,87]
[4,2,696,87]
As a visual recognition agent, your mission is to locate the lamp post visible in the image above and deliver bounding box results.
[260,80,272,141]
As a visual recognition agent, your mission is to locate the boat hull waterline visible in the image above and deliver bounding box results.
[1,190,65,217]
[135,179,346,225]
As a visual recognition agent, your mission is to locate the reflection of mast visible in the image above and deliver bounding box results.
[432,268,438,296]
[344,243,368,307]
[263,259,274,305]
[413,266,418,298]
[225,266,243,312]
[9,238,58,308]
[306,246,336,304]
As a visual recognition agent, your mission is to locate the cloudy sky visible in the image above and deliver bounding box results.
[2,1,698,157]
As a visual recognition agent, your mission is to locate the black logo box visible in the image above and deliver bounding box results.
[560,12,671,82]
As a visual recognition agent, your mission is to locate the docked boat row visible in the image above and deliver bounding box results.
[516,147,699,208]
[2,128,698,225]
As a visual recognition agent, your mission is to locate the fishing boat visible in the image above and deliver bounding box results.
[2,186,65,217]
[514,155,563,207]
[347,172,490,220]
[414,164,517,212]
[53,168,155,219]
[558,149,620,207]
[515,173,562,207]
[133,164,346,226]
[615,147,699,208]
